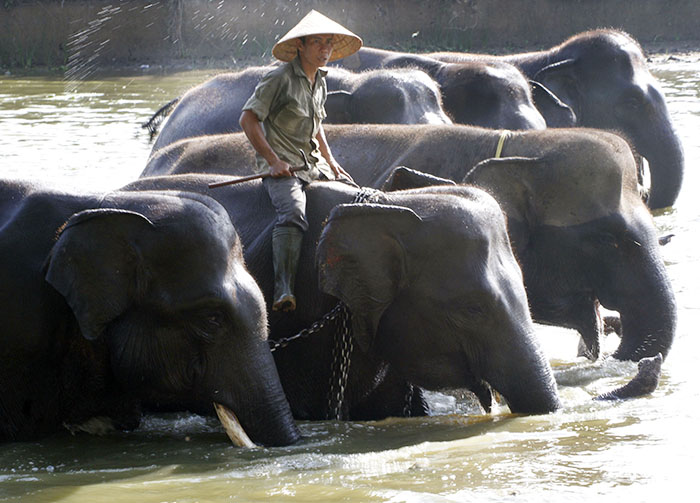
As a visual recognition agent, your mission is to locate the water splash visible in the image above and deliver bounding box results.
[62,0,317,92]
[65,4,125,91]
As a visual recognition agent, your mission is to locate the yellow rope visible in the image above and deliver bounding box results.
[495,130,511,158]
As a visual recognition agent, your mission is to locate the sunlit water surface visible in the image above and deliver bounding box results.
[1,55,699,502]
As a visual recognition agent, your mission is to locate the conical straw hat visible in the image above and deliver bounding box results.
[272,10,362,62]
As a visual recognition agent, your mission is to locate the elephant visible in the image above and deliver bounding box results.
[144,65,451,154]
[336,47,552,130]
[0,179,300,446]
[426,29,685,209]
[139,123,676,362]
[122,175,562,420]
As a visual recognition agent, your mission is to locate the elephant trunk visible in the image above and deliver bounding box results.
[233,391,300,447]
[607,236,677,361]
[215,340,300,447]
[645,134,685,210]
[484,325,562,414]
[633,100,685,210]
[232,388,300,447]
[612,273,676,361]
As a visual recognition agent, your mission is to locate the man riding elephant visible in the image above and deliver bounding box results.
[140,124,677,363]
[238,9,360,312]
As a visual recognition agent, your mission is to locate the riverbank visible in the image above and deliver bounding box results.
[4,40,700,79]
[2,0,699,73]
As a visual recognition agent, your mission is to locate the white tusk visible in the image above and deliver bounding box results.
[213,402,258,448]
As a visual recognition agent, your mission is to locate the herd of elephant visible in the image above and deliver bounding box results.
[0,29,679,447]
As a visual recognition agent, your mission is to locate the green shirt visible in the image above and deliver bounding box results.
[242,56,334,183]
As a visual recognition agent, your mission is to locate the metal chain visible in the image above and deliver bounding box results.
[324,188,377,419]
[267,187,379,419]
[268,302,346,352]
[402,383,415,418]
[326,303,353,420]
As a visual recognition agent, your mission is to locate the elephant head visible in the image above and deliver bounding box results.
[316,190,561,415]
[45,194,300,446]
[437,60,547,130]
[385,55,547,130]
[530,30,684,209]
[325,68,452,125]
[464,143,676,361]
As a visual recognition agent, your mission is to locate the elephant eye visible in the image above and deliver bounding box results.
[204,312,224,328]
[453,303,487,322]
[445,302,488,330]
[465,304,486,317]
[189,310,226,342]
[620,89,645,109]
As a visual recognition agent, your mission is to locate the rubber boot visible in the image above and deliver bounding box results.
[272,226,304,312]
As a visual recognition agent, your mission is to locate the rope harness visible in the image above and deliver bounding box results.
[268,187,380,420]
[495,130,511,159]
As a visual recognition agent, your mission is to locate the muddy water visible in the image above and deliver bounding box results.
[1,56,699,502]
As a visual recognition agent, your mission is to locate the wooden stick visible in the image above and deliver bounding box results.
[209,148,311,189]
[208,165,308,188]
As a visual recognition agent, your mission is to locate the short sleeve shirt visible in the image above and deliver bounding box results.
[242,56,334,183]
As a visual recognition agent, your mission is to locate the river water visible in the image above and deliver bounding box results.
[1,55,699,502]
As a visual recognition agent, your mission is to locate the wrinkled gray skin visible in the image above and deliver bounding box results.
[147,65,450,155]
[594,353,663,401]
[337,47,548,130]
[123,176,562,420]
[140,124,676,362]
[428,29,684,209]
[0,179,299,446]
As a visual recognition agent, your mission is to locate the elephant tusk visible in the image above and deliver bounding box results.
[213,402,258,448]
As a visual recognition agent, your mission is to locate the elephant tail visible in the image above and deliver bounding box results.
[594,353,663,401]
[141,97,180,142]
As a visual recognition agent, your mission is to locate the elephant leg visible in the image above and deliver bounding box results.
[576,315,622,358]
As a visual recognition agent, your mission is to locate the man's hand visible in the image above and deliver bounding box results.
[270,158,293,177]
[331,161,354,183]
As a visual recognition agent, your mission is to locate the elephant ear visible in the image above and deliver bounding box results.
[464,156,542,230]
[532,58,582,122]
[324,90,353,123]
[45,209,154,340]
[316,203,422,352]
[530,80,577,127]
[381,166,456,192]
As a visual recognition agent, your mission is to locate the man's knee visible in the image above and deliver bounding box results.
[264,177,308,231]
[277,212,307,231]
